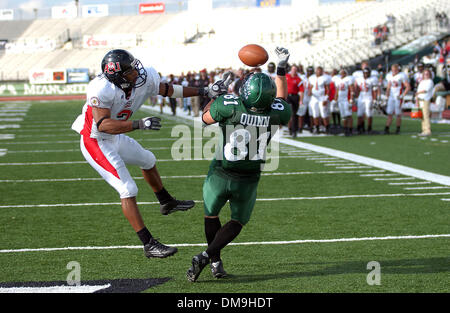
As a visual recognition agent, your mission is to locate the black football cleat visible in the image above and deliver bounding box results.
[144,238,178,258]
[160,198,195,215]
[186,252,209,282]
[210,260,228,279]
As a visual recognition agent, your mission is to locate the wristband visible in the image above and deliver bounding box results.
[277,67,286,76]
[132,120,140,130]
[96,116,109,130]
[172,84,183,98]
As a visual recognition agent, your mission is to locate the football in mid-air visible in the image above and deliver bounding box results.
[238,44,269,67]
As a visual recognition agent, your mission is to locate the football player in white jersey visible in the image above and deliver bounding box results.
[355,68,377,134]
[308,66,330,134]
[385,64,411,134]
[297,66,313,133]
[334,69,355,136]
[71,49,231,259]
[353,60,380,82]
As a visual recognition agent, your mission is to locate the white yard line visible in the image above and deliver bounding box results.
[0,138,183,145]
[2,192,450,209]
[404,186,450,190]
[1,234,449,254]
[315,160,349,163]
[360,173,399,177]
[0,155,356,166]
[0,118,23,122]
[0,284,111,293]
[5,147,173,153]
[335,166,372,169]
[374,177,417,181]
[0,134,15,140]
[0,124,20,129]
[323,163,356,166]
[0,170,386,183]
[306,157,338,161]
[0,113,26,117]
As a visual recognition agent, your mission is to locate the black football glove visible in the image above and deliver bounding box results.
[133,117,161,130]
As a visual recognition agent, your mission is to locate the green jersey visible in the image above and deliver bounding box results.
[209,93,291,177]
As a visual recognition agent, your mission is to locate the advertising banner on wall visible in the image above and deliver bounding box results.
[0,83,88,96]
[139,3,165,14]
[0,9,14,21]
[67,68,90,83]
[29,69,67,84]
[82,4,109,17]
[51,5,78,19]
[82,34,136,49]
[256,0,280,7]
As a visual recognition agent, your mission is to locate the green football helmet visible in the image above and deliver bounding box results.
[239,72,276,112]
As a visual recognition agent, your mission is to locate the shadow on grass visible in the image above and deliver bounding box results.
[198,257,450,285]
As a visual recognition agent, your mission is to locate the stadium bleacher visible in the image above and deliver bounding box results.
[0,0,448,79]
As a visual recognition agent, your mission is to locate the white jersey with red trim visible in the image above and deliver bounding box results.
[71,66,160,139]
[309,74,328,99]
[356,77,375,100]
[334,76,352,101]
[386,71,408,98]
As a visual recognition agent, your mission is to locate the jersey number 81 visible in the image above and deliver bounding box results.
[224,128,270,161]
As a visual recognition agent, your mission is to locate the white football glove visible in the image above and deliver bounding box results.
[275,47,290,69]
[206,71,233,99]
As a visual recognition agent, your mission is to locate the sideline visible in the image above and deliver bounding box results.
[141,105,450,186]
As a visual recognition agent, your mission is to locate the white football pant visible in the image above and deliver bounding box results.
[80,134,156,199]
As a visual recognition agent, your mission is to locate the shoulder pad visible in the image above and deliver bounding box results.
[269,98,291,126]
[87,76,115,108]
[210,94,241,122]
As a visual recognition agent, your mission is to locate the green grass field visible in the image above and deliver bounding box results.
[0,100,449,293]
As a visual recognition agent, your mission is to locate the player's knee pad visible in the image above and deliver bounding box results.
[140,150,156,170]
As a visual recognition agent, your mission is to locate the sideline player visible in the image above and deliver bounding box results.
[355,68,377,134]
[71,49,228,259]
[385,64,411,134]
[186,47,292,282]
[308,66,330,134]
[334,69,355,136]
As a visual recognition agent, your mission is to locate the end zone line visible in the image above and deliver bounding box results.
[1,234,449,254]
[278,138,450,186]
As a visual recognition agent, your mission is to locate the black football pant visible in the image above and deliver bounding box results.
[287,94,299,133]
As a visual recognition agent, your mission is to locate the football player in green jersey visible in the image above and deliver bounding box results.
[187,47,292,282]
